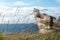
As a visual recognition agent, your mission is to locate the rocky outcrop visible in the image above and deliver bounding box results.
[58,17,60,21]
[33,8,60,33]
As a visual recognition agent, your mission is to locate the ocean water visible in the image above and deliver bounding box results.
[0,23,38,33]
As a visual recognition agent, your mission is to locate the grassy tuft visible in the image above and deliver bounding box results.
[0,31,60,40]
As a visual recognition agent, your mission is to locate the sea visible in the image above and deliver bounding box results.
[0,23,38,33]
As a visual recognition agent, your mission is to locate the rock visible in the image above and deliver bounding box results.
[58,16,60,21]
[33,8,60,33]
[39,29,53,34]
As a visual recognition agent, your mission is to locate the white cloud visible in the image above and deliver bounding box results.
[0,17,10,24]
[0,5,11,12]
[0,0,60,24]
[13,1,29,6]
[0,5,60,23]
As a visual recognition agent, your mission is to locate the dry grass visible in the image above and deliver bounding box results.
[0,31,60,40]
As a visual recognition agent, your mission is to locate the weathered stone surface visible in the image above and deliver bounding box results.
[33,8,60,33]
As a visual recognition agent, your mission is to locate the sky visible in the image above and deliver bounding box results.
[0,0,60,7]
[0,0,60,24]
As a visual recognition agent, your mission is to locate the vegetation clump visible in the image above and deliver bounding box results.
[0,31,60,40]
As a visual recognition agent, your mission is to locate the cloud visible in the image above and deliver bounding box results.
[0,1,31,14]
[0,0,60,24]
[13,1,30,6]
[39,7,60,17]
[56,0,60,4]
[0,5,11,12]
[0,5,60,24]
[0,1,31,8]
[0,17,10,24]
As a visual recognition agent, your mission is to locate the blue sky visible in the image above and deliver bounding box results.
[0,0,60,7]
[0,0,60,24]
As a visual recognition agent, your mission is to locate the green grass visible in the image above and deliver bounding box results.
[0,31,60,40]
